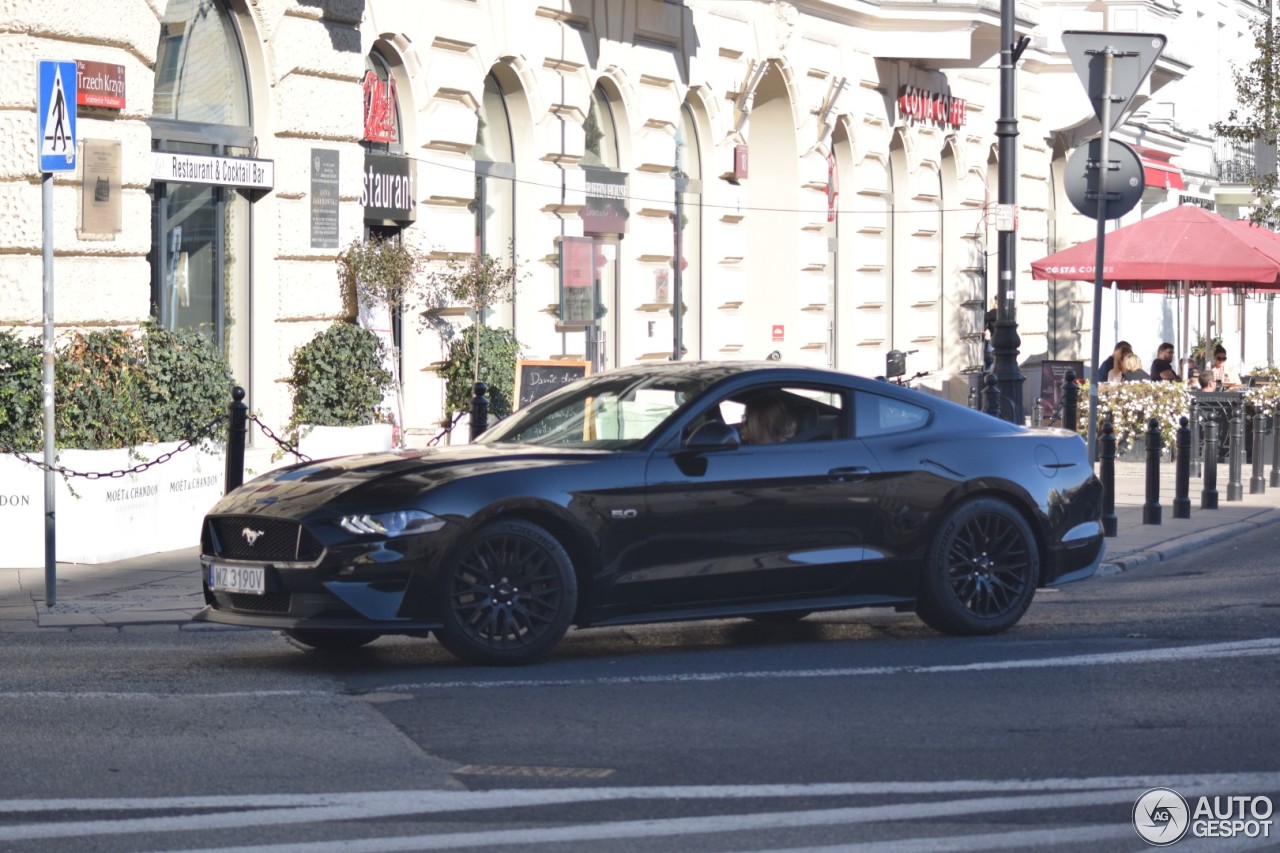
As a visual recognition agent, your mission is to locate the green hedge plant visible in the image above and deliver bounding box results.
[0,323,231,453]
[0,330,44,451]
[286,324,393,429]
[438,325,522,419]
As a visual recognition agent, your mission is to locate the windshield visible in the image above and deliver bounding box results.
[480,372,714,449]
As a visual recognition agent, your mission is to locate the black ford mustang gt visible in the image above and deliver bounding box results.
[196,361,1104,665]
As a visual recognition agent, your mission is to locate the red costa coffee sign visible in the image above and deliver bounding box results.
[898,85,966,128]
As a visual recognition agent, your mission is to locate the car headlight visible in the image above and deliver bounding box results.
[339,510,445,537]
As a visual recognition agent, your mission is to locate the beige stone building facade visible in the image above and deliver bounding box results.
[3,0,1211,444]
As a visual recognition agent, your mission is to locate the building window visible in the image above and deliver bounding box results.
[153,0,248,126]
[676,103,702,359]
[470,72,516,330]
[363,51,403,153]
[149,0,252,384]
[582,85,623,371]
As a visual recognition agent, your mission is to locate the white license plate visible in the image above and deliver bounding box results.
[209,564,265,595]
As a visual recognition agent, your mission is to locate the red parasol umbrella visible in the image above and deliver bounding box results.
[1033,206,1280,375]
[1031,205,1280,291]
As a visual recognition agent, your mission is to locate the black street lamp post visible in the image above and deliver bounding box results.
[989,1,1031,424]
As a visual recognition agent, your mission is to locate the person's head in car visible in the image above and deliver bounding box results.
[740,396,796,445]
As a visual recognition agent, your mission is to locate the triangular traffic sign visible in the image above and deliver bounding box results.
[37,60,77,172]
[40,65,74,159]
[1062,31,1167,133]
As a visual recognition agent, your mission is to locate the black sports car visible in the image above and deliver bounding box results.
[196,362,1104,664]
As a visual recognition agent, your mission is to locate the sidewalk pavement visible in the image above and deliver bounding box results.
[3,460,1279,633]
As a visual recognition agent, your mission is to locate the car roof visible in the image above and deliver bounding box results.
[574,360,1022,430]
[587,360,840,384]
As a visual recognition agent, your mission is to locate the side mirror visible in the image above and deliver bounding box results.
[685,421,741,451]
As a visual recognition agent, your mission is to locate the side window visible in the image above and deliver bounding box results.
[855,392,929,438]
[781,387,844,442]
[697,384,845,445]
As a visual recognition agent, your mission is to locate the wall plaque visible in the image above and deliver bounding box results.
[81,138,122,235]
[310,148,340,248]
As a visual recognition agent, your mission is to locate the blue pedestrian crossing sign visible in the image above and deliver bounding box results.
[37,60,77,172]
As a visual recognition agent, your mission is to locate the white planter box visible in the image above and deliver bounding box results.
[0,442,226,568]
[297,423,394,460]
[0,454,44,569]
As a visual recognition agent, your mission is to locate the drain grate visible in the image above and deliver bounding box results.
[452,764,615,779]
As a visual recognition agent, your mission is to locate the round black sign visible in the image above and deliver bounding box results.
[1065,138,1145,220]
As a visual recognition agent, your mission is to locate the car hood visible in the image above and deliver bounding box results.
[210,443,611,518]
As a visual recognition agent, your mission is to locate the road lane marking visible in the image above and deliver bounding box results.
[376,637,1280,692]
[5,771,1280,813]
[0,790,1156,843]
[151,817,1137,853]
[0,638,1275,702]
[2,773,1279,843]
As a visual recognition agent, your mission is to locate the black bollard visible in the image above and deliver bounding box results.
[1101,419,1117,537]
[981,372,999,417]
[469,381,490,442]
[1227,406,1245,501]
[1272,413,1280,489]
[1202,419,1220,510]
[1251,411,1267,494]
[1173,416,1191,519]
[225,386,248,494]
[1143,417,1162,525]
[1190,397,1202,479]
[1062,370,1078,432]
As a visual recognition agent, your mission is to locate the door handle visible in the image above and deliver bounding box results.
[828,466,870,483]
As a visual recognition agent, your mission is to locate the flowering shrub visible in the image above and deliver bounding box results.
[1074,380,1191,453]
[1243,381,1280,418]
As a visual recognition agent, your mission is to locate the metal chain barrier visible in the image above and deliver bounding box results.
[248,414,311,463]
[0,417,224,480]
[427,411,467,447]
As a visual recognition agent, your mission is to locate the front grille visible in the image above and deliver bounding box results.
[205,516,323,562]
[228,592,292,613]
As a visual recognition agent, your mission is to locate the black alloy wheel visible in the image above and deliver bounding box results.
[916,497,1039,635]
[284,629,381,651]
[434,519,577,665]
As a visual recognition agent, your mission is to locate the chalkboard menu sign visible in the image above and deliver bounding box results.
[517,360,590,409]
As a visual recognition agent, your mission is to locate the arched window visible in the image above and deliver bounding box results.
[362,50,403,155]
[149,0,253,384]
[675,103,703,359]
[580,84,623,370]
[471,73,514,260]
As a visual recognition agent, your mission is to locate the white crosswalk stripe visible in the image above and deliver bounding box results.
[0,773,1275,852]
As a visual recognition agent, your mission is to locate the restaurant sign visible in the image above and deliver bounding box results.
[362,70,398,144]
[581,165,628,235]
[152,151,274,190]
[76,60,125,109]
[361,151,416,223]
[898,85,966,128]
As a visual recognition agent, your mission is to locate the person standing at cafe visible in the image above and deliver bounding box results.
[1211,345,1243,389]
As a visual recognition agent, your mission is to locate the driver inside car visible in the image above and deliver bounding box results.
[739,395,796,445]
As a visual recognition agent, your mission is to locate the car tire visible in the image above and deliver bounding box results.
[916,497,1039,636]
[434,519,577,666]
[284,629,380,651]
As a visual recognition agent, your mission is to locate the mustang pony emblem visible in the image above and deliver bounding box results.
[241,528,265,546]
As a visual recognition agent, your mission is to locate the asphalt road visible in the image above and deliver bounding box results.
[0,524,1278,852]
